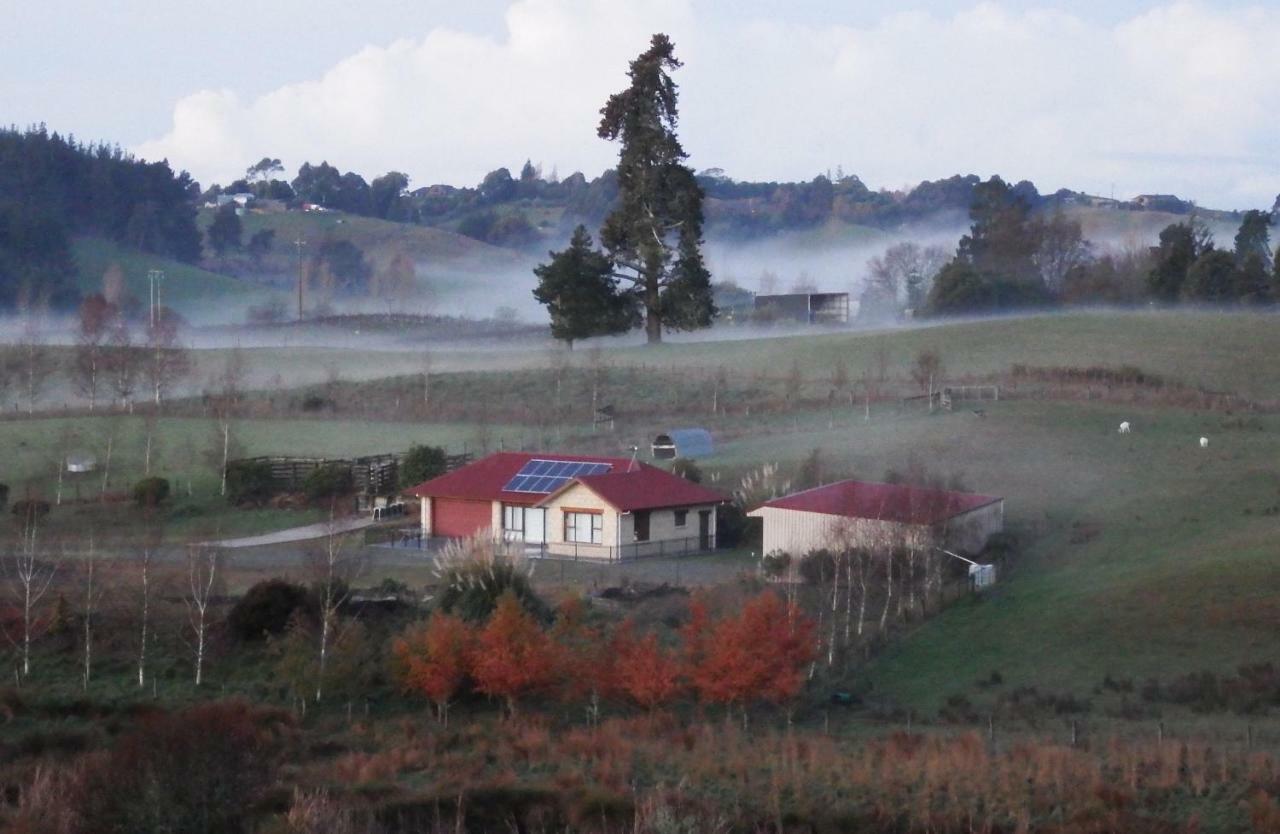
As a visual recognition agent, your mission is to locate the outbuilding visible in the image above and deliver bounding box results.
[651,428,714,460]
[405,451,728,560]
[748,479,1003,556]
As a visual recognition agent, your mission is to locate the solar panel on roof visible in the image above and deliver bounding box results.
[502,459,614,494]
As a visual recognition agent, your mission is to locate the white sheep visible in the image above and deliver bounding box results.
[1118,421,1130,434]
[1199,436,1209,448]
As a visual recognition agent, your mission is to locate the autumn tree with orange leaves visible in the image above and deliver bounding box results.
[394,611,474,725]
[470,591,559,717]
[607,621,683,711]
[685,591,816,725]
[549,596,611,724]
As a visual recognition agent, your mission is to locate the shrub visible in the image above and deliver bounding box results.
[72,701,288,834]
[225,459,276,506]
[11,499,50,522]
[132,476,171,508]
[669,458,703,483]
[798,549,839,585]
[303,463,353,501]
[715,502,758,549]
[761,550,792,579]
[228,579,316,641]
[400,444,448,489]
[434,535,547,622]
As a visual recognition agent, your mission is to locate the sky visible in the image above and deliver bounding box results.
[3,0,1279,210]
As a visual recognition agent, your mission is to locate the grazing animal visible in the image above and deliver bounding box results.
[1199,436,1209,448]
[1118,421,1130,434]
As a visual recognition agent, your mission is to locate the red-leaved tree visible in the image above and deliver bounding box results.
[469,590,558,717]
[394,611,474,725]
[685,591,816,724]
[550,596,610,722]
[607,621,683,711]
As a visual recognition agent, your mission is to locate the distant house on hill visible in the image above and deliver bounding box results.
[405,451,727,560]
[1131,194,1191,213]
[748,479,1003,556]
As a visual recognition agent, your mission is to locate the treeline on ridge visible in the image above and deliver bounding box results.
[0,126,202,309]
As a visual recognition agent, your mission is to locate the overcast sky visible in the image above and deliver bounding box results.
[3,0,1278,209]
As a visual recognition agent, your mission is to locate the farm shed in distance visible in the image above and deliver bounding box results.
[749,480,1003,556]
[652,428,714,460]
[754,292,850,324]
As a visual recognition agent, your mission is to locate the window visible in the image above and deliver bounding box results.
[564,511,602,544]
[673,509,688,528]
[502,504,524,535]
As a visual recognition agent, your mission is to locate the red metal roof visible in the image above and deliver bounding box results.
[405,451,727,511]
[753,480,1001,526]
[554,469,727,512]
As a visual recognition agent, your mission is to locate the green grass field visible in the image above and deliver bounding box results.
[696,397,1280,709]
[72,236,274,322]
[5,309,1279,714]
[0,415,516,540]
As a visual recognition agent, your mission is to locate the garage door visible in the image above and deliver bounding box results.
[433,498,492,538]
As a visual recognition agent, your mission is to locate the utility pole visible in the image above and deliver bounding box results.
[147,269,164,328]
[294,237,306,321]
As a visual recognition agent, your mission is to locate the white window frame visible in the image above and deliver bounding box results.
[564,511,602,544]
[502,504,524,538]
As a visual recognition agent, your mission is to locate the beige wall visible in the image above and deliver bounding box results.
[749,503,1003,557]
[942,501,1004,555]
[750,506,914,556]
[618,504,718,546]
[541,483,620,548]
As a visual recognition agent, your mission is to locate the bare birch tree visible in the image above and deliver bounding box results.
[104,318,139,412]
[133,532,160,689]
[305,513,363,702]
[141,411,160,477]
[72,294,119,412]
[80,533,105,690]
[208,349,246,496]
[144,306,191,409]
[710,364,728,415]
[3,512,57,680]
[98,415,121,499]
[184,544,222,686]
[16,305,54,416]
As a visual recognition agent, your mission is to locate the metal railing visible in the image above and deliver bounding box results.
[365,527,717,562]
[524,534,718,562]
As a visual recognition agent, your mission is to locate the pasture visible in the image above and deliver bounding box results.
[2,309,1278,713]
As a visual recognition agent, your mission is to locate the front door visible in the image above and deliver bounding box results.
[634,510,650,542]
[698,510,711,551]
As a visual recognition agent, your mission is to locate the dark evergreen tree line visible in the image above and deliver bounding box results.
[0,125,202,307]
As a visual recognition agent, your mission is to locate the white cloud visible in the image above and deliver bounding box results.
[136,1,1280,208]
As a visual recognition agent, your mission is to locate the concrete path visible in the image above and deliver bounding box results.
[204,516,376,549]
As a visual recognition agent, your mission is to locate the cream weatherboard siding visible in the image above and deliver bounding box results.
[751,499,1003,557]
[618,504,718,547]
[941,501,1004,554]
[541,482,620,551]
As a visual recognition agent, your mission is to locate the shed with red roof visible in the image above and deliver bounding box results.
[405,452,727,560]
[748,480,1003,556]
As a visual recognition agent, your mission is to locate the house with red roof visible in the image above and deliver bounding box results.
[748,480,1003,556]
[404,452,728,560]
